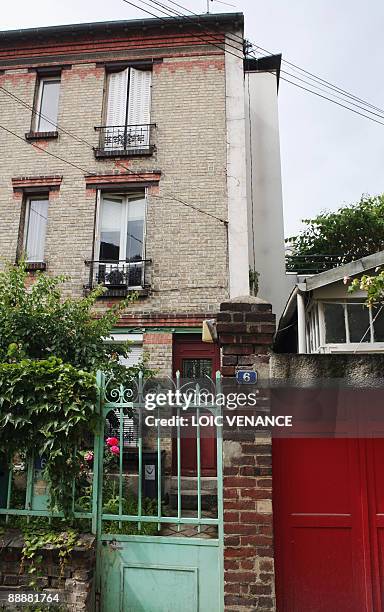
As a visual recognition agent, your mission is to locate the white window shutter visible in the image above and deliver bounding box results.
[119,344,143,367]
[127,68,152,146]
[105,69,129,149]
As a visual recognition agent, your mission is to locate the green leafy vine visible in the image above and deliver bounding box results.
[20,526,80,588]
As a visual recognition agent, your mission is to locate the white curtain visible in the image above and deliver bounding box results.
[25,199,48,262]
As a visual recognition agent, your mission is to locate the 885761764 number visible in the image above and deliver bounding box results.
[7,593,60,604]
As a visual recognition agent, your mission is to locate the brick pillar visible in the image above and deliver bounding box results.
[217,297,276,612]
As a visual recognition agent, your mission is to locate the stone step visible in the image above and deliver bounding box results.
[169,491,217,511]
[172,489,216,497]
[170,476,217,492]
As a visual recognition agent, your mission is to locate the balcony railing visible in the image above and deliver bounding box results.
[84,259,151,296]
[285,254,346,274]
[94,124,156,157]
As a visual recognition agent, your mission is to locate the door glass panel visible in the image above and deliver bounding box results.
[126,196,145,262]
[100,198,123,260]
[373,306,384,341]
[182,359,212,379]
[324,303,346,343]
[347,303,370,343]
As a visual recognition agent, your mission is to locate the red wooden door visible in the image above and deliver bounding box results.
[273,438,384,611]
[366,439,384,611]
[172,336,220,476]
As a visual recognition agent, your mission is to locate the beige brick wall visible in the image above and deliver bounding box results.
[0,45,230,313]
[143,332,173,376]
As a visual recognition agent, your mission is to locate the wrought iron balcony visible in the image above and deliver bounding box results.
[94,124,156,157]
[84,259,151,297]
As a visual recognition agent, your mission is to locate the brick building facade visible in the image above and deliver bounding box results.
[0,14,287,612]
[0,17,238,314]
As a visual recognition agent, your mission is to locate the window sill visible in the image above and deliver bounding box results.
[318,343,384,354]
[25,261,47,272]
[84,286,149,299]
[94,146,155,159]
[25,131,59,141]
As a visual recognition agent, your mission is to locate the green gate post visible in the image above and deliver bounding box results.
[94,370,106,611]
[0,454,9,508]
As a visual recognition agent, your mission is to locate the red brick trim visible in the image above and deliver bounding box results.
[0,32,225,64]
[84,172,161,189]
[1,50,224,72]
[143,333,173,345]
[12,175,62,192]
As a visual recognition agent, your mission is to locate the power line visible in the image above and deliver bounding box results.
[154,0,384,124]
[0,124,97,175]
[0,91,227,225]
[164,0,247,51]
[0,86,96,149]
[162,0,384,118]
[120,0,244,62]
[251,42,384,116]
[278,68,384,120]
[278,76,384,127]
[147,0,244,57]
[354,305,383,352]
[3,0,383,227]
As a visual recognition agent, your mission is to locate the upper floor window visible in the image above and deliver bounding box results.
[92,191,147,291]
[35,76,61,132]
[24,196,49,262]
[99,191,146,263]
[95,67,154,157]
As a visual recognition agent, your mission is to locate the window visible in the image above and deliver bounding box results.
[105,333,143,447]
[320,301,384,347]
[324,303,346,343]
[182,359,213,378]
[96,192,146,288]
[103,67,152,151]
[24,197,49,262]
[347,303,371,343]
[35,77,60,132]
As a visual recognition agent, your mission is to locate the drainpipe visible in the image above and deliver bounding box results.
[297,290,306,354]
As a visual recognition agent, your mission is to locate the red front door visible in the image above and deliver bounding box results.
[273,438,384,611]
[172,336,220,476]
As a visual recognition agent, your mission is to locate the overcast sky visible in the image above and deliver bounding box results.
[2,0,384,237]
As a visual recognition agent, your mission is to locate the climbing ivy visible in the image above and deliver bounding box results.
[0,262,152,515]
[0,358,98,514]
[20,526,81,588]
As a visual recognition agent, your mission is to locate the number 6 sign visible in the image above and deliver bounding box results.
[236,370,258,384]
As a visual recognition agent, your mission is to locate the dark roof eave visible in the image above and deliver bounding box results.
[244,53,282,89]
[0,12,244,42]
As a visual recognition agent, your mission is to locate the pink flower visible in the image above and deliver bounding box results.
[106,437,118,447]
[110,445,120,456]
[343,276,351,285]
[84,451,94,463]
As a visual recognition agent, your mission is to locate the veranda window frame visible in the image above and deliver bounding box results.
[306,300,384,353]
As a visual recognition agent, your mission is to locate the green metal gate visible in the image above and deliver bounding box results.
[95,371,224,612]
[0,371,224,612]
